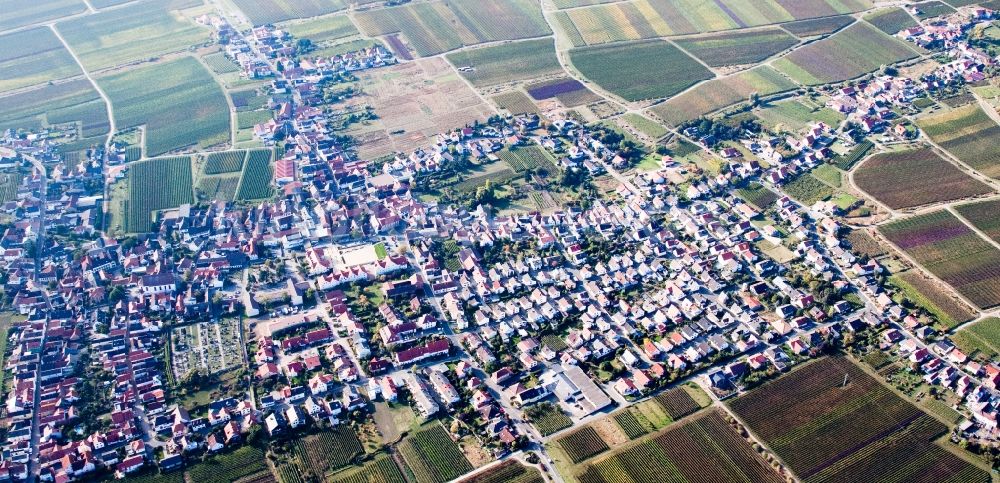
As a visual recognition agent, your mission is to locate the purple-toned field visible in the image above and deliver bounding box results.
[854,147,993,209]
[525,78,601,107]
[880,210,1000,308]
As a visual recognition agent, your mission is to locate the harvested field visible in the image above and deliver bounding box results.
[652,66,797,125]
[56,0,207,71]
[956,198,1000,243]
[780,15,855,36]
[1,0,86,32]
[674,27,799,67]
[98,57,229,156]
[880,210,1000,309]
[569,40,713,102]
[773,22,918,85]
[917,104,1000,179]
[0,28,81,94]
[446,38,562,87]
[578,410,783,483]
[953,317,1000,360]
[854,147,993,210]
[125,156,193,233]
[729,357,987,482]
[892,270,977,329]
[398,424,474,483]
[492,91,540,115]
[525,78,602,107]
[865,7,919,34]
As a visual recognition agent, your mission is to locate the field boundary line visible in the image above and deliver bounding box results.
[48,24,116,148]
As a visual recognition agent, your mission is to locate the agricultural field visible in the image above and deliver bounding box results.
[956,198,1000,243]
[498,145,559,174]
[738,182,780,210]
[654,386,705,419]
[354,0,549,57]
[231,89,269,112]
[892,270,977,330]
[953,317,1000,360]
[652,66,797,125]
[0,173,21,204]
[186,446,268,483]
[204,151,246,175]
[398,424,474,483]
[280,14,359,43]
[755,98,845,132]
[98,57,230,156]
[845,228,888,258]
[831,140,874,170]
[773,22,919,85]
[196,175,241,202]
[525,403,572,436]
[230,0,373,24]
[577,410,783,483]
[556,426,609,463]
[525,78,602,108]
[124,156,193,232]
[456,460,542,483]
[783,174,835,205]
[56,0,208,71]
[612,399,673,439]
[621,113,668,140]
[853,147,993,210]
[880,210,1000,309]
[0,28,82,94]
[864,7,919,34]
[917,104,1000,179]
[729,357,987,483]
[202,52,241,75]
[673,27,799,67]
[810,164,842,188]
[569,40,713,102]
[780,15,855,37]
[238,110,273,130]
[0,79,109,137]
[236,149,275,201]
[492,91,540,115]
[447,39,562,88]
[329,454,406,483]
[913,0,957,19]
[293,427,363,476]
[0,0,85,32]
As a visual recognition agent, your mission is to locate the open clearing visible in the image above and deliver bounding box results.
[880,210,1000,309]
[56,0,208,71]
[773,22,919,85]
[652,66,797,125]
[917,104,1000,179]
[853,147,993,210]
[98,57,230,156]
[0,27,82,94]
[729,356,988,482]
[447,38,562,88]
[569,39,713,102]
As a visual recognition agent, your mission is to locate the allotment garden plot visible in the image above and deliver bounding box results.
[917,104,1000,179]
[880,210,1000,309]
[853,147,993,210]
[729,356,989,483]
[169,318,242,379]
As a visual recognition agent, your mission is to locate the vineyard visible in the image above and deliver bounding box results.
[205,150,246,175]
[492,91,541,116]
[956,198,1000,244]
[880,210,1000,308]
[674,27,799,67]
[729,357,986,481]
[783,174,834,205]
[398,424,473,483]
[613,410,649,440]
[0,173,21,204]
[125,156,193,233]
[525,78,602,107]
[854,147,992,209]
[293,427,363,476]
[737,183,778,210]
[653,66,797,126]
[578,410,783,483]
[186,445,268,483]
[917,104,1000,179]
[953,317,1000,361]
[236,149,275,201]
[832,140,873,170]
[556,426,608,463]
[569,40,713,102]
[0,79,109,137]
[329,454,406,483]
[446,38,562,87]
[773,22,919,85]
[891,270,977,329]
[275,462,303,483]
[525,402,572,436]
[499,146,560,174]
[197,175,241,202]
[0,27,81,94]
[864,7,918,34]
[456,460,542,483]
[654,387,702,420]
[782,15,855,37]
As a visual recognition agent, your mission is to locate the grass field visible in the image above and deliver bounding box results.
[652,66,797,125]
[56,0,207,71]
[447,38,562,87]
[236,149,275,201]
[0,0,86,32]
[854,147,993,209]
[755,98,845,132]
[578,410,783,483]
[569,40,713,102]
[355,0,549,57]
[674,27,799,67]
[865,7,919,34]
[729,356,987,483]
[953,317,1000,360]
[398,424,473,483]
[99,57,230,156]
[125,156,193,232]
[0,79,109,137]
[881,210,1000,309]
[0,27,82,94]
[917,104,1000,179]
[956,198,1000,244]
[891,270,977,330]
[774,22,918,85]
